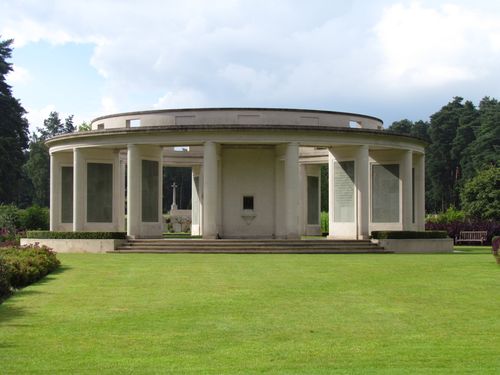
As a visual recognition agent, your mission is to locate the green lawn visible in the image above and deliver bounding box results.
[1,253,499,374]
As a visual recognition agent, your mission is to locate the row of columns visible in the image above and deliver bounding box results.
[50,142,425,239]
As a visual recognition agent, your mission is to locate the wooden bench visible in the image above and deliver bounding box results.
[455,231,488,245]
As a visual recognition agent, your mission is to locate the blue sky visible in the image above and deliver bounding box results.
[2,0,500,134]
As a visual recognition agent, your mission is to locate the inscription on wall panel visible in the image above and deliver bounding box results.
[61,166,73,223]
[87,163,113,223]
[307,176,319,225]
[372,164,399,223]
[334,161,355,222]
[142,160,159,222]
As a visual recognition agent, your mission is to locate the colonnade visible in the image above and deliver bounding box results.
[49,141,425,239]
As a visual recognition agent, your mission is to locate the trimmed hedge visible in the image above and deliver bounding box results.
[371,231,448,240]
[0,244,60,300]
[0,258,11,298]
[492,236,500,256]
[26,231,127,240]
[426,220,500,244]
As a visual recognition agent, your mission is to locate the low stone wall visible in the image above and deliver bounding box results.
[20,238,125,253]
[373,238,454,253]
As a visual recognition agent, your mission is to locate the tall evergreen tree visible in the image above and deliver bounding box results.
[427,97,464,212]
[64,114,75,134]
[25,111,76,207]
[451,100,480,183]
[469,97,500,172]
[24,134,50,207]
[0,38,29,204]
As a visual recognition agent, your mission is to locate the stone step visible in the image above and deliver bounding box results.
[127,239,372,246]
[118,242,381,248]
[112,248,391,254]
[111,239,389,254]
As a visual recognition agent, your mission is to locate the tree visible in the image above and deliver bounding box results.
[388,119,413,135]
[461,166,500,220]
[24,134,50,206]
[451,100,480,184]
[64,114,75,133]
[78,121,91,131]
[388,119,430,141]
[427,97,464,212]
[469,97,500,172]
[0,38,29,204]
[37,111,63,139]
[25,111,75,207]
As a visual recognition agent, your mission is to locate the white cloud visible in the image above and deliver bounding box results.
[25,104,56,135]
[101,96,118,114]
[153,88,208,109]
[374,2,500,88]
[6,65,31,85]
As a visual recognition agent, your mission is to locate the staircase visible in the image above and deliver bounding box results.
[111,239,391,254]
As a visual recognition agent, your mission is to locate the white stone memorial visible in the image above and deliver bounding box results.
[46,108,426,239]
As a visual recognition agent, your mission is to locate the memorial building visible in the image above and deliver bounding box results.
[46,108,426,240]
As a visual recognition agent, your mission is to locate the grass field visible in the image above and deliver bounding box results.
[1,252,499,374]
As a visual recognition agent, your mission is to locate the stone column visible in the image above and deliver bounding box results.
[202,141,218,239]
[327,148,335,239]
[49,152,56,231]
[415,153,425,230]
[401,150,413,230]
[284,142,299,239]
[127,144,140,238]
[118,156,126,232]
[72,148,85,231]
[355,145,369,239]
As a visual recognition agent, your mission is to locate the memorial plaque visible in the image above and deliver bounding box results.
[61,166,73,223]
[307,176,319,224]
[87,163,113,222]
[334,161,355,222]
[142,160,159,222]
[412,167,415,223]
[372,164,399,223]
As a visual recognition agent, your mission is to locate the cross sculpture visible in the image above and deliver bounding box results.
[170,182,178,211]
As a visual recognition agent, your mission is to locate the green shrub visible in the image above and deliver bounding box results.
[0,204,21,237]
[320,212,329,234]
[426,206,465,224]
[0,258,12,299]
[0,244,60,297]
[371,231,448,239]
[19,205,49,230]
[26,231,127,240]
[492,236,500,256]
[0,244,60,289]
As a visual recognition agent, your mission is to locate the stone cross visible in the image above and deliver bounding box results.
[171,182,178,211]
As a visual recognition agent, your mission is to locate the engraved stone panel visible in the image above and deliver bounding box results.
[87,163,113,223]
[334,161,355,222]
[61,166,73,223]
[142,160,159,222]
[307,176,319,224]
[372,164,399,223]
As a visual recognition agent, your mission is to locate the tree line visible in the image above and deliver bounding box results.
[388,96,499,219]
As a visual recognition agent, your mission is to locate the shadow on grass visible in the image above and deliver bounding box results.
[0,304,28,325]
[30,264,72,286]
[0,264,71,321]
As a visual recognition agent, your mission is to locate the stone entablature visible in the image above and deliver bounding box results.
[90,108,383,130]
